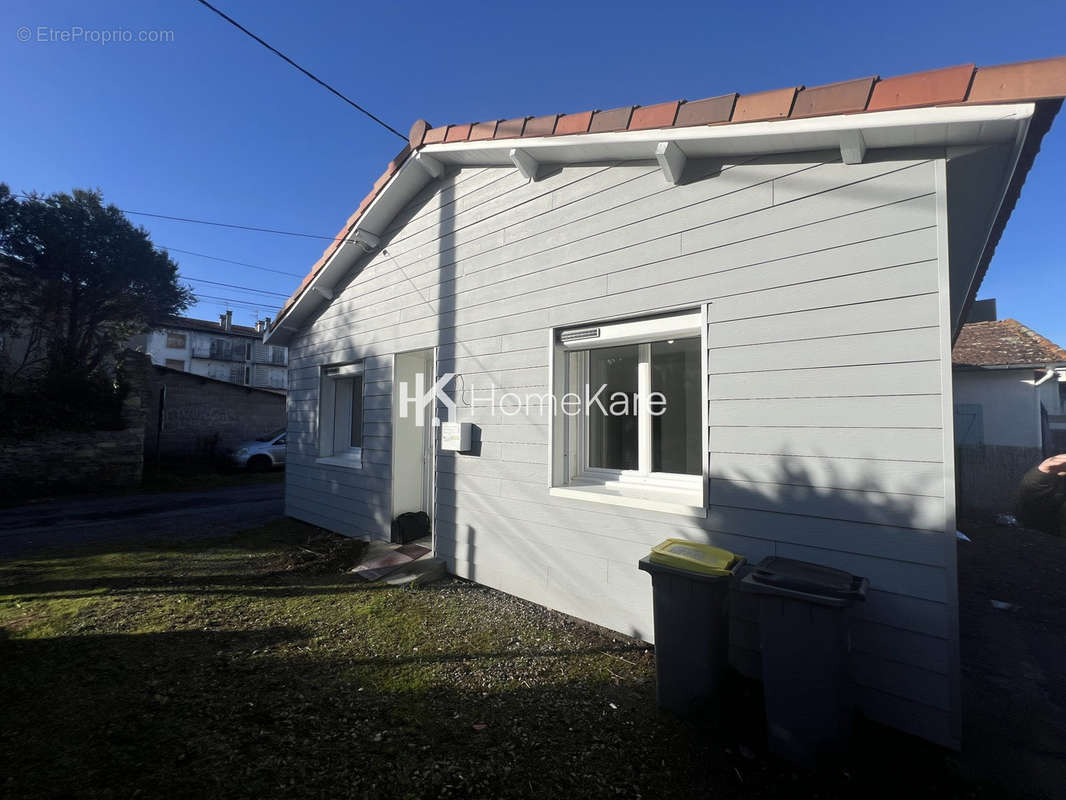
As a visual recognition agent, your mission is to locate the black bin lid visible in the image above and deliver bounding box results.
[743,556,868,604]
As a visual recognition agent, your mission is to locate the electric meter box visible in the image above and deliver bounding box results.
[440,421,471,452]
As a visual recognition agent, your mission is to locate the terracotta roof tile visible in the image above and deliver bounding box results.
[868,64,974,111]
[408,119,431,148]
[733,87,799,122]
[790,76,876,118]
[422,125,448,145]
[554,111,594,136]
[588,106,635,133]
[468,120,499,141]
[444,123,472,142]
[495,117,529,139]
[674,94,736,126]
[522,114,559,137]
[628,101,680,130]
[952,319,1066,366]
[968,56,1066,103]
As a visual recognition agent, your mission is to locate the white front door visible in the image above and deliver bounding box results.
[392,350,435,523]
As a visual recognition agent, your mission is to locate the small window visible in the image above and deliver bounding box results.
[271,346,286,365]
[166,332,187,349]
[552,311,704,515]
[319,363,364,466]
[164,359,185,371]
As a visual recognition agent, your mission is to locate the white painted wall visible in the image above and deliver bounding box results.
[953,368,1041,447]
[283,145,985,747]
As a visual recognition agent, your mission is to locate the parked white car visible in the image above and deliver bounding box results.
[225,428,286,471]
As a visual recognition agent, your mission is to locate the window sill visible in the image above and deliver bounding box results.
[549,484,706,518]
[315,454,363,470]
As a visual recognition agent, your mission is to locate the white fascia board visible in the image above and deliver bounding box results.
[421,104,1035,165]
[268,103,1035,344]
[265,158,433,345]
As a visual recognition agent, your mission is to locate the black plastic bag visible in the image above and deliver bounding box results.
[391,511,430,544]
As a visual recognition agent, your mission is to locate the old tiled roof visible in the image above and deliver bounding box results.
[158,315,261,339]
[273,56,1066,330]
[952,319,1066,367]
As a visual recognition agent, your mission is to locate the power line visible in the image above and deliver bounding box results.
[161,245,302,277]
[13,191,361,251]
[194,0,408,142]
[122,206,352,243]
[180,275,290,298]
[193,293,281,311]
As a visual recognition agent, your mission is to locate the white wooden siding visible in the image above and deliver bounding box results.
[286,147,960,747]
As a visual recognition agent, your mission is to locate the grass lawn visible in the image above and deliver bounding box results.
[1,520,988,799]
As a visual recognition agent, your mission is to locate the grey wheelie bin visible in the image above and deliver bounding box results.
[740,556,869,767]
[638,538,745,717]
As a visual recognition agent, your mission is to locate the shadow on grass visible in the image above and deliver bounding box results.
[0,623,975,800]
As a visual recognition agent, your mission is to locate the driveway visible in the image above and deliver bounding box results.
[0,483,284,559]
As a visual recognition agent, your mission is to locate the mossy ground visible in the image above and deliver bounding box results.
[1,520,988,799]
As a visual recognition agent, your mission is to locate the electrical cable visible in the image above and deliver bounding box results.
[194,0,408,141]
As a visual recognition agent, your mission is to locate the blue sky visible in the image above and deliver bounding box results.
[2,0,1064,341]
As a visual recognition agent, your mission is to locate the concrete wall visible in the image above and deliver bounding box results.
[144,366,285,461]
[285,147,970,746]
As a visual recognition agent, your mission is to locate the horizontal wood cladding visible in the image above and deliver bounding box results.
[285,150,956,746]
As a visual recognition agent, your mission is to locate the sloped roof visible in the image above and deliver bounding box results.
[952,319,1066,367]
[158,315,261,339]
[271,55,1066,334]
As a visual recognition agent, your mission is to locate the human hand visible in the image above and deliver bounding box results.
[1038,454,1066,476]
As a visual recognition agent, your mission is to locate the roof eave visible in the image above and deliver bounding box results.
[266,103,1036,346]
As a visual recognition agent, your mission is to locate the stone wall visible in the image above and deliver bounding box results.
[0,352,148,498]
[144,366,286,462]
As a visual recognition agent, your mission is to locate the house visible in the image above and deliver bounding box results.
[952,299,1066,516]
[134,312,288,391]
[264,57,1066,749]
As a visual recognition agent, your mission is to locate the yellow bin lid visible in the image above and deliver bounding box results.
[648,538,743,577]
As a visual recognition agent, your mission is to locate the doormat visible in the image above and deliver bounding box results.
[396,543,430,559]
[352,544,430,582]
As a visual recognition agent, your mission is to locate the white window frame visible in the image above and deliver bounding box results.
[550,309,707,517]
[317,362,365,468]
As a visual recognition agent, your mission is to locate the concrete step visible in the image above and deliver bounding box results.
[383,556,447,587]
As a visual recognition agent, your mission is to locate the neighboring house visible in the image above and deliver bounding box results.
[952,300,1066,516]
[133,312,288,391]
[264,57,1066,749]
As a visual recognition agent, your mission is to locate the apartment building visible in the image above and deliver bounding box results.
[135,311,287,390]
